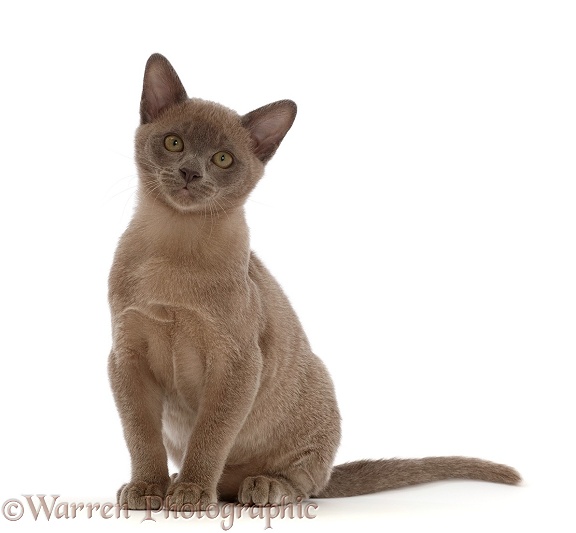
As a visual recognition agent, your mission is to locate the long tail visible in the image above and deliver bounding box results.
[313,457,521,498]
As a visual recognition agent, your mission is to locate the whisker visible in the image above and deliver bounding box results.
[106,183,138,202]
[207,200,215,240]
[110,149,135,162]
[213,197,230,218]
[121,190,137,219]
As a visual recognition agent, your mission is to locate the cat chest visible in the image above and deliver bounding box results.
[117,306,205,408]
[130,256,210,308]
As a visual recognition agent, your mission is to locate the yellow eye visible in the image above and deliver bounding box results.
[164,135,184,152]
[212,151,234,169]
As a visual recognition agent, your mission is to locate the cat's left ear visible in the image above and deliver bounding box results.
[140,53,188,124]
[241,100,297,163]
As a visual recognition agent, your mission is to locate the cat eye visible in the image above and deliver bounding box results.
[211,151,234,169]
[164,135,184,152]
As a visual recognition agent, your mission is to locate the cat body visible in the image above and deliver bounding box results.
[108,54,520,510]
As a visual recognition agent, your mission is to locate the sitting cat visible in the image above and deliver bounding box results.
[108,53,520,511]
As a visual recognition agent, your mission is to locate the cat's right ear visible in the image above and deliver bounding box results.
[140,54,188,124]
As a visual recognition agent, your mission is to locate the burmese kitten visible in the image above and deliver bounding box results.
[108,53,520,510]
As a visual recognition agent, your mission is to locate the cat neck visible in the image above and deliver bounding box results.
[132,192,250,268]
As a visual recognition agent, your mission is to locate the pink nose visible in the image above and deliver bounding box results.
[179,168,202,184]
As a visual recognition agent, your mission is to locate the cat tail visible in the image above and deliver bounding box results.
[313,457,521,498]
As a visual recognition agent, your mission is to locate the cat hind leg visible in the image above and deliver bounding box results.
[238,475,298,505]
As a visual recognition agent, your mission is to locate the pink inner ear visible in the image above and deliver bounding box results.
[141,55,187,123]
[145,69,184,118]
[243,101,296,162]
[252,112,289,143]
[146,75,168,117]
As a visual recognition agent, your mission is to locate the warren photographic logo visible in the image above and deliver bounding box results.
[2,494,318,530]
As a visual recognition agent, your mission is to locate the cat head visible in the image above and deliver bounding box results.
[135,53,296,214]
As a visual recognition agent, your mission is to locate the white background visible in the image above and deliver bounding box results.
[1,1,575,531]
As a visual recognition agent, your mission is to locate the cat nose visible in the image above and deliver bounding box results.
[179,168,202,184]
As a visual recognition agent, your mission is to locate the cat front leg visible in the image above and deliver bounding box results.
[166,348,262,512]
[108,348,170,510]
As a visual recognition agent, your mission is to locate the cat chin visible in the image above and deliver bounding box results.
[165,198,205,214]
[163,191,219,215]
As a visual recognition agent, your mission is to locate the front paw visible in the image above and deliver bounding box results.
[165,481,216,512]
[117,480,168,510]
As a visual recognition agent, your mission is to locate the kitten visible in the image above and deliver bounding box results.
[108,53,520,511]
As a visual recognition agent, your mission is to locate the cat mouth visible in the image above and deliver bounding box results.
[173,187,202,206]
[169,186,215,210]
[174,182,205,198]
[160,180,217,211]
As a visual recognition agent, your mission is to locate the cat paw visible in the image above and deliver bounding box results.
[165,481,216,512]
[117,480,168,510]
[238,475,297,505]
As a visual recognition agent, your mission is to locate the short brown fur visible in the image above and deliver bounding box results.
[108,54,520,511]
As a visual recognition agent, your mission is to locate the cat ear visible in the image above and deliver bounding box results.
[140,53,188,124]
[241,100,297,163]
